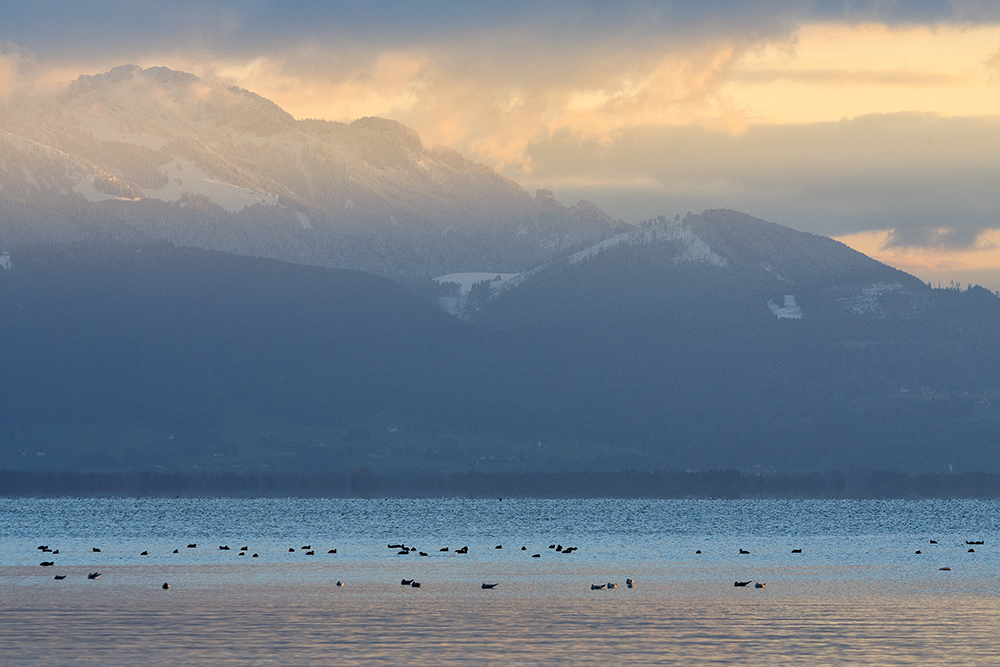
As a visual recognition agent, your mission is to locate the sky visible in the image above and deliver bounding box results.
[2,0,1000,287]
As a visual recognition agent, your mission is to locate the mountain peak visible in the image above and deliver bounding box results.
[0,64,614,277]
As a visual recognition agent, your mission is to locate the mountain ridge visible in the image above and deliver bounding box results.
[0,64,615,277]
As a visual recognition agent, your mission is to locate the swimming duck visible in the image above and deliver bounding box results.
[162,582,170,590]
[755,582,766,588]
[88,572,101,579]
[734,581,751,587]
[482,583,498,589]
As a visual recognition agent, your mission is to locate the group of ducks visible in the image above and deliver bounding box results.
[387,543,578,559]
[591,579,636,590]
[728,539,987,587]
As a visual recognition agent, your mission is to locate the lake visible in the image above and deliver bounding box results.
[2,498,998,664]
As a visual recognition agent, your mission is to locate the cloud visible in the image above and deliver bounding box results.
[835,229,1000,290]
[3,1,1000,276]
[522,113,1000,240]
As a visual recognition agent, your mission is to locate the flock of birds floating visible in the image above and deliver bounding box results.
[31,538,985,591]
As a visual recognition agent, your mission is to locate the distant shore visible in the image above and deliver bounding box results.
[3,468,1000,499]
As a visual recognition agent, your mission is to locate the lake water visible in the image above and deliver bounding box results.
[2,498,999,664]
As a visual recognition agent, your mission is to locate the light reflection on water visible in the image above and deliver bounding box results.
[2,499,999,665]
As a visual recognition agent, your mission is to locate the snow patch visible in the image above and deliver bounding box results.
[434,272,520,296]
[768,295,802,319]
[433,272,521,318]
[143,158,280,212]
[567,220,727,267]
[839,281,904,315]
[295,211,313,229]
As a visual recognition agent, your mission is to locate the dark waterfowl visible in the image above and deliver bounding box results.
[968,548,976,552]
[328,549,337,554]
[739,549,750,555]
[37,545,48,551]
[456,546,468,554]
[219,545,230,550]
[302,545,311,550]
[591,584,606,590]
[92,548,101,553]
[187,544,196,548]
[439,547,449,552]
[252,553,259,557]
[915,550,922,554]
[418,552,428,556]
[411,581,421,588]
[53,575,66,580]
[791,549,802,553]
[162,582,170,589]
[388,544,404,549]
[755,582,766,588]
[695,550,702,554]
[607,583,617,589]
[289,548,296,552]
[336,581,343,586]
[397,550,409,555]
[482,583,498,589]
[626,578,635,588]
[39,561,54,567]
[88,572,101,579]
[401,579,414,585]
[734,581,751,587]
[929,540,938,544]
[532,554,540,558]
[141,551,148,556]
[495,545,502,549]
[939,567,951,571]
[521,546,526,551]
[966,541,984,545]
[52,550,59,554]
[241,546,249,551]
[173,549,179,553]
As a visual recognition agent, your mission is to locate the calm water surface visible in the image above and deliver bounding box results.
[2,499,999,665]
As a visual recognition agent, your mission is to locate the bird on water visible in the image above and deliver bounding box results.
[734,581,751,587]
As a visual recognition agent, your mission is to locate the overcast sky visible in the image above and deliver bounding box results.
[3,1,1000,287]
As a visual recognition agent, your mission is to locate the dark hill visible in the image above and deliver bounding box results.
[3,211,1000,475]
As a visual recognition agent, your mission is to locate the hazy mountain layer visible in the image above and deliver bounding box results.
[0,65,614,277]
[3,218,1000,475]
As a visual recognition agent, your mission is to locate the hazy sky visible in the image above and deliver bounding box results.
[3,1,1000,287]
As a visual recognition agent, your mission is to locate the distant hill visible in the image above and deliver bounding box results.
[0,65,614,278]
[463,210,1000,472]
[3,220,1000,475]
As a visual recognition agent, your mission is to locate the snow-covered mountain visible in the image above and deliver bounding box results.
[0,65,613,277]
[453,209,927,324]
